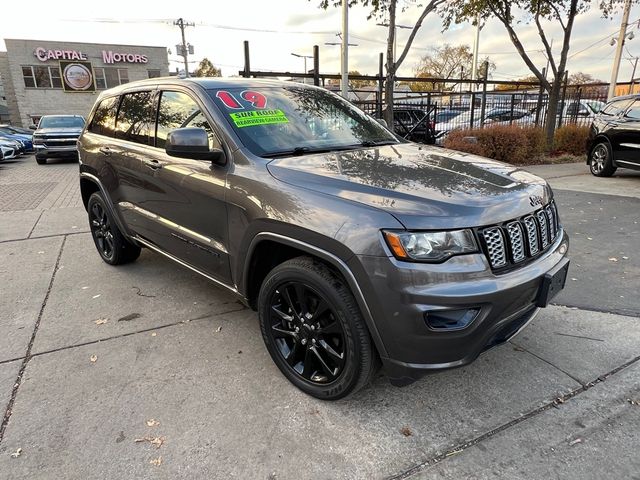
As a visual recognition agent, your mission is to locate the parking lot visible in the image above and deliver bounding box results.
[0,155,639,479]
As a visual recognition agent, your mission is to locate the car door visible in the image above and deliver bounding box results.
[130,88,232,284]
[615,99,640,165]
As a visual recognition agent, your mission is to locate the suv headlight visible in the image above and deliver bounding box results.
[383,229,478,262]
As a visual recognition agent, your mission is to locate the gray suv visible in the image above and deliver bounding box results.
[78,78,570,400]
[33,114,85,165]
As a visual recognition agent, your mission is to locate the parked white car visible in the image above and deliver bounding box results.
[435,107,534,144]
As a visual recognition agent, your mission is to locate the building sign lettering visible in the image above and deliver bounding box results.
[34,47,148,64]
[35,47,88,61]
[101,51,148,64]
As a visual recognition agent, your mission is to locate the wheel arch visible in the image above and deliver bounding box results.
[243,232,389,358]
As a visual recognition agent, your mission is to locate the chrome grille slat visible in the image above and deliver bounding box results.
[482,227,507,268]
[523,216,539,255]
[481,201,561,271]
[536,210,549,248]
[506,222,525,262]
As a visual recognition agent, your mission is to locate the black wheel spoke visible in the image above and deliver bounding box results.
[285,342,302,367]
[281,287,298,317]
[271,305,293,322]
[91,219,101,228]
[294,283,307,316]
[310,346,337,378]
[301,348,315,378]
[317,319,341,335]
[271,324,296,339]
[318,339,344,365]
[312,298,330,320]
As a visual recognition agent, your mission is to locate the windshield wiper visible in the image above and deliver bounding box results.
[261,147,320,158]
[357,140,397,147]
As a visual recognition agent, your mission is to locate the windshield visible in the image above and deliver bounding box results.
[436,111,463,123]
[208,86,398,157]
[585,100,605,113]
[39,116,85,129]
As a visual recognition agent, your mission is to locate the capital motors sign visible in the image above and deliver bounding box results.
[34,46,148,64]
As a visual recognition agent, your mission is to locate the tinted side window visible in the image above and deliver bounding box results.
[601,99,633,116]
[156,91,221,150]
[624,100,640,120]
[88,96,119,137]
[115,91,154,145]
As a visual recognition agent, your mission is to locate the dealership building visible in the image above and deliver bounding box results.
[0,39,169,127]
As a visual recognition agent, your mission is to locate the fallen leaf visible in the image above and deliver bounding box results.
[628,398,639,406]
[149,456,162,466]
[400,426,413,437]
[94,318,108,325]
[215,326,222,332]
[10,448,22,458]
[587,237,593,241]
[445,449,462,457]
[82,286,89,290]
[146,419,160,427]
[622,256,629,260]
[90,355,98,363]
[569,438,582,446]
[571,278,578,281]
[135,436,165,449]
[37,251,44,254]
[608,258,618,262]
[151,332,157,337]
[555,397,565,404]
[92,294,101,299]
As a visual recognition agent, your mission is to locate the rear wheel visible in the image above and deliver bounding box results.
[258,256,377,400]
[589,142,616,177]
[87,192,140,265]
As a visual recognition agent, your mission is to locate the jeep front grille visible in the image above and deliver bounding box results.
[480,200,561,271]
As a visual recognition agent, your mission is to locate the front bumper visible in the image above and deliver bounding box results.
[34,145,79,158]
[354,230,570,385]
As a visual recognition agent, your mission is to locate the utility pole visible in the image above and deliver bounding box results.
[341,0,349,98]
[174,18,195,77]
[630,57,639,94]
[471,15,481,91]
[608,0,633,100]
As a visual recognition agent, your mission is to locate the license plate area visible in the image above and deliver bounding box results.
[536,258,570,307]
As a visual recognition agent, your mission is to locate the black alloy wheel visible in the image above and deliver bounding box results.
[87,192,141,265]
[267,281,347,384]
[258,256,377,400]
[90,201,115,261]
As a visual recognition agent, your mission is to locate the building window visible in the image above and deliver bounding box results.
[21,65,63,89]
[94,68,107,89]
[49,67,62,89]
[148,69,161,79]
[117,68,129,84]
[22,66,36,88]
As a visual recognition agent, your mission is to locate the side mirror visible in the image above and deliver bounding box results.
[29,125,37,130]
[165,127,225,163]
[376,118,389,128]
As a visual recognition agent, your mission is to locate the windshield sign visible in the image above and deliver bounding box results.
[208,87,398,157]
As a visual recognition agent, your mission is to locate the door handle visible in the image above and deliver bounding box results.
[143,159,163,170]
[99,146,111,156]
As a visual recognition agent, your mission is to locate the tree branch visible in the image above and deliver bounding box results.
[557,0,579,75]
[535,8,557,77]
[393,0,445,71]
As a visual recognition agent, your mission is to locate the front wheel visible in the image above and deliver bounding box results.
[35,155,46,165]
[258,257,377,400]
[589,142,616,177]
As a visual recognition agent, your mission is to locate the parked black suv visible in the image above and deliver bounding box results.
[78,78,570,400]
[587,94,640,176]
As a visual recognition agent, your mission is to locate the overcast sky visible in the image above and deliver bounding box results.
[0,0,637,83]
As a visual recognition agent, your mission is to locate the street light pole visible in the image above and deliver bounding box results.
[341,0,349,98]
[471,15,481,90]
[174,18,195,77]
[608,0,633,100]
[291,52,314,80]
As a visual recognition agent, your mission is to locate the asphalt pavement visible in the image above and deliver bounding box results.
[0,156,638,479]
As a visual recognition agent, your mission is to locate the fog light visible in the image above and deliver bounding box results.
[559,243,567,255]
[424,308,480,331]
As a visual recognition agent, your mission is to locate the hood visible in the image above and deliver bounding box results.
[266,143,552,229]
[34,127,83,136]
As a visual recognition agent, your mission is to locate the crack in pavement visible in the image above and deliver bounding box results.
[26,210,44,238]
[388,353,640,480]
[0,235,66,445]
[0,230,86,245]
[0,305,247,368]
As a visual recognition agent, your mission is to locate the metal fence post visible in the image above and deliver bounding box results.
[509,93,515,125]
[480,61,489,128]
[470,92,476,129]
[378,52,384,118]
[243,41,251,78]
[313,45,320,87]
[534,67,546,127]
[558,70,569,128]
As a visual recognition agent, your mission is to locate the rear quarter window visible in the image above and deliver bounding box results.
[88,97,119,137]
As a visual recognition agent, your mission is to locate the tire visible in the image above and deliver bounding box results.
[258,256,377,400]
[35,155,46,165]
[87,192,140,265]
[589,141,616,177]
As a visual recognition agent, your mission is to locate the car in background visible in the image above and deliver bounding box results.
[435,107,534,144]
[0,138,22,160]
[0,126,34,153]
[33,115,85,165]
[383,106,437,144]
[0,124,35,136]
[587,94,640,177]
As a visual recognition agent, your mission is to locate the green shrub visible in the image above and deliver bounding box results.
[443,125,544,165]
[553,124,590,156]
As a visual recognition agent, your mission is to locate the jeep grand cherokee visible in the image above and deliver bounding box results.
[78,78,570,400]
